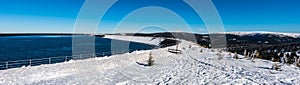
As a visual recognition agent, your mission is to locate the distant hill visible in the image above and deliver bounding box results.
[119,32,300,47]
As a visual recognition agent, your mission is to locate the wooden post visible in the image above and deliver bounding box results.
[29,60,32,66]
[6,62,8,69]
[176,42,179,51]
[49,58,51,64]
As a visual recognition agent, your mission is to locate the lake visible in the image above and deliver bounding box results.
[0,35,156,69]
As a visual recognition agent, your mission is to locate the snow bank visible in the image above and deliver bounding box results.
[104,35,163,46]
[1,35,300,84]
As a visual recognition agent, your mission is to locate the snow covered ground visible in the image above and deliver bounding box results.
[1,35,300,84]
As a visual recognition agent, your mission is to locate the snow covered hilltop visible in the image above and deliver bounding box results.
[225,31,300,38]
[1,35,300,84]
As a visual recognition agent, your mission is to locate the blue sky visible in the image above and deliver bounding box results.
[0,0,299,33]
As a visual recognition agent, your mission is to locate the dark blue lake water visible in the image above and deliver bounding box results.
[0,35,156,69]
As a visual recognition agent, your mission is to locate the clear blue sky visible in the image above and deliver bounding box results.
[0,0,299,33]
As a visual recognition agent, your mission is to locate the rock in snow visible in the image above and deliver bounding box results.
[1,35,300,84]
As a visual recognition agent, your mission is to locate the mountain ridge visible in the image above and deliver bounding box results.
[223,31,300,38]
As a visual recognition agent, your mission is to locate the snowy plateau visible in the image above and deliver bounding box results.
[1,35,300,84]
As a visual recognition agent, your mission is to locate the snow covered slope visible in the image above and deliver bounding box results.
[104,35,163,46]
[226,31,300,38]
[1,36,300,84]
